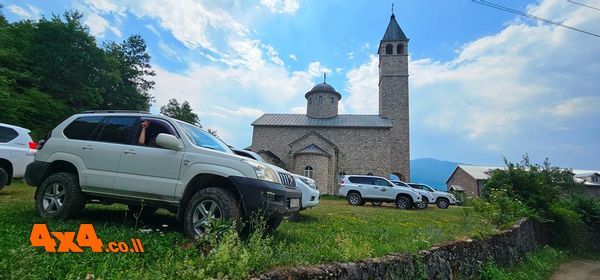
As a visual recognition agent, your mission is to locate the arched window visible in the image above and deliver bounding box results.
[330,97,334,104]
[304,166,314,178]
[397,44,404,54]
[367,172,374,176]
[318,95,323,104]
[308,97,312,105]
[385,43,393,54]
[338,171,346,179]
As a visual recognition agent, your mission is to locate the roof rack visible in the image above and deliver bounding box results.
[81,110,151,114]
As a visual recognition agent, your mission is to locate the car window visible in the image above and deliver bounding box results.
[0,126,18,143]
[348,176,374,185]
[178,122,232,153]
[96,117,138,144]
[136,118,177,148]
[64,116,105,140]
[375,179,390,186]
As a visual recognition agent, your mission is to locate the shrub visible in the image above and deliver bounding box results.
[470,190,533,229]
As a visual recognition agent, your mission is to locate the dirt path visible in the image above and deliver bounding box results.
[551,260,600,280]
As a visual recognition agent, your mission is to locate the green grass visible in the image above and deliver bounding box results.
[0,181,497,279]
[478,246,569,280]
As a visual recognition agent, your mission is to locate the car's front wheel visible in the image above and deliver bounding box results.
[415,197,428,209]
[183,187,242,238]
[35,172,86,219]
[436,198,450,209]
[395,196,411,210]
[347,192,363,206]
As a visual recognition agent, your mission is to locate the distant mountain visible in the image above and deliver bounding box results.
[410,158,462,190]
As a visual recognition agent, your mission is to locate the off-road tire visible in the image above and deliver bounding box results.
[128,204,158,217]
[436,198,450,209]
[183,187,242,238]
[347,192,363,206]
[415,197,429,209]
[395,196,411,210]
[35,172,86,219]
[0,167,8,191]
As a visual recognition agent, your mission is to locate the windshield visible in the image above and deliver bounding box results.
[423,185,435,192]
[178,121,233,154]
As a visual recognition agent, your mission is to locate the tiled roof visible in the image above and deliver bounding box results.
[252,114,393,128]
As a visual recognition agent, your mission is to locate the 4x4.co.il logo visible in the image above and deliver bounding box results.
[30,224,144,253]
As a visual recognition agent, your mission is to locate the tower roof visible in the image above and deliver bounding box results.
[381,13,408,42]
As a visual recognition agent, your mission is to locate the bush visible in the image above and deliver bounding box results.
[470,190,533,229]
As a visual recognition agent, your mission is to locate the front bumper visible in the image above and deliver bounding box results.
[229,176,302,217]
[301,189,320,210]
[24,161,50,187]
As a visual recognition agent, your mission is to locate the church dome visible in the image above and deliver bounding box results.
[305,82,342,99]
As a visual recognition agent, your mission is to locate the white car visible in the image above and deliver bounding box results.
[338,175,422,209]
[232,149,320,210]
[293,175,320,210]
[24,111,301,237]
[0,123,37,190]
[407,183,458,209]
[391,180,434,209]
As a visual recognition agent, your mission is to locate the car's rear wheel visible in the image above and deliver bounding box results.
[436,198,450,209]
[347,192,363,206]
[183,187,242,238]
[395,196,411,210]
[0,167,8,191]
[36,172,86,219]
[415,197,428,209]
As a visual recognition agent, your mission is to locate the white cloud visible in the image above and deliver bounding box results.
[85,14,110,37]
[215,106,265,118]
[289,54,298,61]
[550,97,600,117]
[290,106,305,114]
[260,0,300,15]
[343,55,379,114]
[306,61,332,78]
[8,4,41,19]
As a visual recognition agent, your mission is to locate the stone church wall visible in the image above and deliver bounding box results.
[293,153,330,194]
[252,126,394,195]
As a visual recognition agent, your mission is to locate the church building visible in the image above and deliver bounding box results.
[250,13,410,195]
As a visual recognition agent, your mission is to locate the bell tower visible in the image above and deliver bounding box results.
[378,11,410,181]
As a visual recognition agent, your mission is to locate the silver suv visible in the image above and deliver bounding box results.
[338,175,422,209]
[24,111,301,236]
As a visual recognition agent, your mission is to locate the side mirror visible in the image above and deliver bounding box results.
[155,133,182,151]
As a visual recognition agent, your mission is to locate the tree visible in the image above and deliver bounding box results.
[102,34,155,110]
[160,99,200,125]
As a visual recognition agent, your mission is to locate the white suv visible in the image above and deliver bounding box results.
[24,111,301,236]
[338,175,422,209]
[0,123,37,190]
[407,183,458,209]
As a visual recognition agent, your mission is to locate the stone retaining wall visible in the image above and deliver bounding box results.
[256,219,541,280]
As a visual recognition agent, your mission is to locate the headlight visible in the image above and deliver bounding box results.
[242,159,279,183]
[299,177,317,190]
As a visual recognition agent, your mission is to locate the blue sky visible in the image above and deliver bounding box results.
[3,0,600,170]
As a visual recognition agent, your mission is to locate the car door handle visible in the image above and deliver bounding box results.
[374,187,379,189]
[81,145,93,150]
[357,185,363,188]
[123,150,136,155]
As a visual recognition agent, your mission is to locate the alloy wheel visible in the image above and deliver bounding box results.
[42,183,65,213]
[192,199,223,235]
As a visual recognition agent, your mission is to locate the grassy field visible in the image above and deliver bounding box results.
[0,180,497,279]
